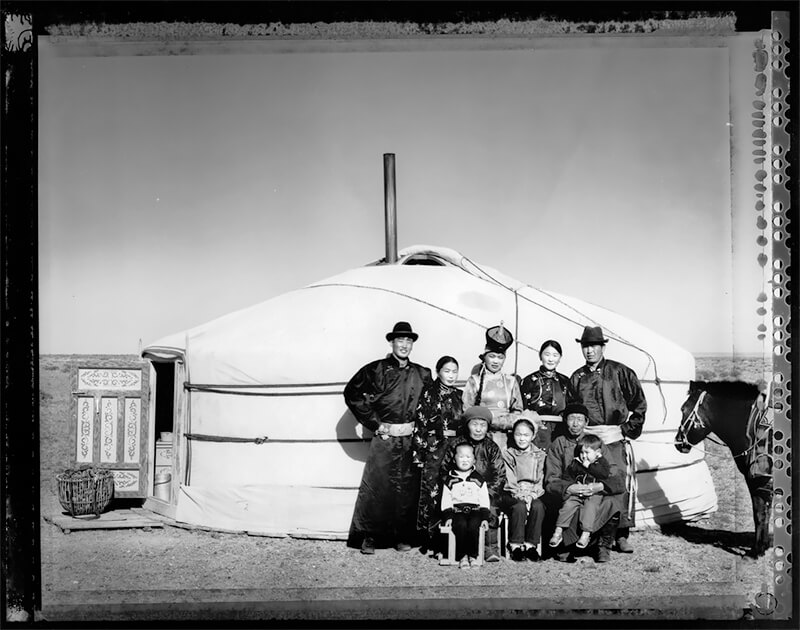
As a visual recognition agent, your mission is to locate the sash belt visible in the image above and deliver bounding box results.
[379,422,414,437]
[584,424,637,516]
[583,424,624,444]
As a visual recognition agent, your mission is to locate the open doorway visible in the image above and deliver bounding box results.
[152,361,175,498]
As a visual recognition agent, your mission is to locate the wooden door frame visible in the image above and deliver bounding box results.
[143,359,184,519]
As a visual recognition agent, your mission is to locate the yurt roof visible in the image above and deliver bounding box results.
[143,244,692,390]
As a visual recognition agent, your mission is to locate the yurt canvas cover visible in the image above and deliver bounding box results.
[143,245,717,537]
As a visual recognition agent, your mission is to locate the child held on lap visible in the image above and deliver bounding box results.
[550,433,611,549]
[441,443,490,569]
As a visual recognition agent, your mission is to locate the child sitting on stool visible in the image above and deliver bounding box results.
[549,433,611,549]
[439,406,506,562]
[498,417,547,561]
[441,443,490,569]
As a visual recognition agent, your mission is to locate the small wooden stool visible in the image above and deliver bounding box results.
[438,523,485,566]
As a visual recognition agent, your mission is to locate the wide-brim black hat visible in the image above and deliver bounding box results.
[576,325,608,346]
[386,321,418,342]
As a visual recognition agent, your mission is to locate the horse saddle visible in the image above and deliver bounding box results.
[746,393,773,480]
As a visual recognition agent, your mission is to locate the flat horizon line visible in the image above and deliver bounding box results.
[693,352,772,359]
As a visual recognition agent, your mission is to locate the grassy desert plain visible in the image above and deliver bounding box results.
[38,353,779,621]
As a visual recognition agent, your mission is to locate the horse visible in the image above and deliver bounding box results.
[675,380,773,557]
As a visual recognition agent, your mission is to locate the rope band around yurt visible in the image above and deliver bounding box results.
[183,433,370,444]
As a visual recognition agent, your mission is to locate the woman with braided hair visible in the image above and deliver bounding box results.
[411,355,464,555]
[462,324,533,451]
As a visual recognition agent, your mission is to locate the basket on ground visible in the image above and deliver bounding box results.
[56,467,115,518]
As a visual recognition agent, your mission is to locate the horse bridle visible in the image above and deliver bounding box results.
[676,390,710,449]
[678,386,773,467]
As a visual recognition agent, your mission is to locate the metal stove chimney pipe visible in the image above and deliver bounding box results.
[383,153,398,264]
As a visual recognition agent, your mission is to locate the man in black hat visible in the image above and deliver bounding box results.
[544,403,626,563]
[344,321,433,555]
[569,326,647,554]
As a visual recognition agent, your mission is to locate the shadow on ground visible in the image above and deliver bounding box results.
[659,523,758,558]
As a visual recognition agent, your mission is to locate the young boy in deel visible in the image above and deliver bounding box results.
[440,443,490,568]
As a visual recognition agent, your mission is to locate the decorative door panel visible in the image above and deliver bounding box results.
[72,364,150,498]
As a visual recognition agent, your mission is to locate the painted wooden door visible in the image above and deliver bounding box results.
[72,363,150,498]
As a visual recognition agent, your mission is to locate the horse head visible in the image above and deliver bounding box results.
[675,383,713,453]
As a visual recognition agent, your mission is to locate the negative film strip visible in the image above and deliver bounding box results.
[763,9,792,621]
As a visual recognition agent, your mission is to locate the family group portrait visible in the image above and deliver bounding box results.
[345,320,653,567]
[3,1,793,625]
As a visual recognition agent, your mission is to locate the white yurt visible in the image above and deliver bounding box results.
[142,244,717,538]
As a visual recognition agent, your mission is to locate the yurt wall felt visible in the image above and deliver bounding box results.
[145,246,716,537]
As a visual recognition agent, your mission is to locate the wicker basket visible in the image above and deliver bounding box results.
[56,467,115,518]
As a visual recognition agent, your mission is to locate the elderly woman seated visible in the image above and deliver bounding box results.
[544,403,626,563]
[440,406,506,562]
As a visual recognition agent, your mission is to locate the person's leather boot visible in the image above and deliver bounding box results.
[615,536,634,553]
[596,535,613,563]
[360,537,375,555]
[525,546,541,562]
[484,525,501,562]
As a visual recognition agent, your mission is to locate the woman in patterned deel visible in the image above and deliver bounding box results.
[520,339,575,450]
[462,324,532,450]
[411,355,464,556]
